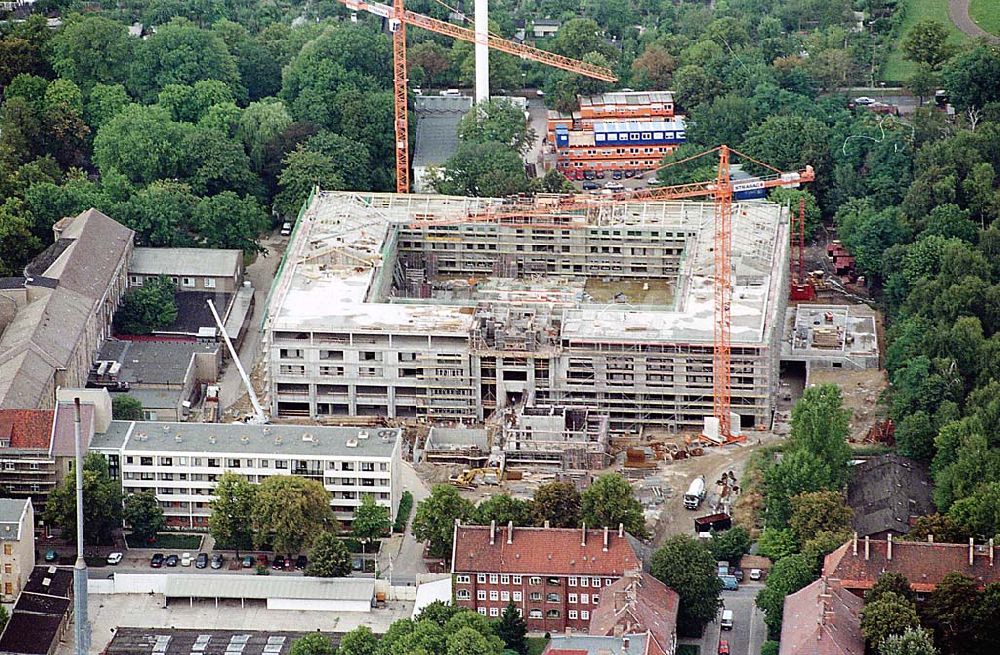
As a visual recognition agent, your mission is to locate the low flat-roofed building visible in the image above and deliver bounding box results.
[0,566,73,655]
[412,95,474,193]
[128,247,244,294]
[104,628,339,655]
[0,498,33,602]
[164,575,374,611]
[95,421,402,528]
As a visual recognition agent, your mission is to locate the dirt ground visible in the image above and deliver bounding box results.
[806,368,889,440]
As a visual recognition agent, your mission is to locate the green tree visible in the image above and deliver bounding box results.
[942,45,1000,110]
[532,481,581,528]
[305,532,352,578]
[630,44,676,90]
[129,17,242,102]
[253,476,337,556]
[336,626,379,655]
[409,41,452,88]
[0,199,41,276]
[111,395,144,421]
[239,99,292,171]
[551,18,608,60]
[116,275,178,335]
[861,591,920,648]
[458,99,535,154]
[760,641,780,655]
[433,141,531,198]
[650,535,723,636]
[123,490,166,544]
[878,627,938,655]
[208,471,256,553]
[580,473,648,539]
[756,527,799,562]
[708,526,751,564]
[902,20,955,70]
[788,385,851,481]
[93,104,187,184]
[50,15,134,92]
[866,572,915,604]
[473,494,536,527]
[179,128,260,198]
[157,80,234,123]
[304,131,373,191]
[756,553,816,639]
[352,494,391,550]
[788,490,853,545]
[907,64,941,106]
[539,168,574,193]
[412,484,475,560]
[289,633,335,655]
[948,482,1000,539]
[84,84,131,131]
[118,181,197,247]
[922,572,979,651]
[972,583,1000,654]
[495,601,528,655]
[43,452,123,546]
[446,626,504,655]
[191,192,269,254]
[275,146,344,217]
[769,188,821,240]
[903,513,969,544]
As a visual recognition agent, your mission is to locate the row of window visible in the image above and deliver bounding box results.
[458,574,613,587]
[130,275,217,289]
[127,456,386,472]
[462,589,600,605]
[473,606,587,621]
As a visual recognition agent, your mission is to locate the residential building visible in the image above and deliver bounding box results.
[779,577,864,655]
[0,498,34,602]
[531,19,560,38]
[589,571,679,655]
[546,92,684,174]
[97,340,221,422]
[0,209,133,408]
[90,421,402,529]
[412,95,474,193]
[846,454,934,539]
[0,566,73,655]
[264,192,791,435]
[451,523,642,633]
[544,634,663,655]
[824,534,1000,594]
[128,247,244,294]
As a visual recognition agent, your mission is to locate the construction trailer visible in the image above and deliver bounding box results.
[263,192,790,435]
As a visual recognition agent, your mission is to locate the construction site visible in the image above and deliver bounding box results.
[263,190,792,436]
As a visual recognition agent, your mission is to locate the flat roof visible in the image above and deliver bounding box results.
[579,91,674,106]
[0,612,64,655]
[24,566,72,598]
[592,119,686,132]
[99,339,218,386]
[105,628,339,655]
[164,575,374,601]
[130,248,241,278]
[116,421,401,458]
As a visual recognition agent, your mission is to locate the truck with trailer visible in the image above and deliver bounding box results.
[683,475,707,509]
[695,512,732,534]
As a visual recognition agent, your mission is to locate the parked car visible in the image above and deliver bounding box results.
[195,553,208,569]
[295,555,308,570]
[582,181,599,190]
[647,178,662,187]
[536,89,545,97]
[624,169,635,178]
[150,553,165,568]
[749,568,762,581]
[583,170,595,181]
[853,96,875,105]
[257,554,269,567]
[721,609,734,630]
[272,556,286,570]
[180,552,193,567]
[241,555,254,568]
[164,554,179,567]
[211,553,224,569]
[604,181,624,191]
[732,568,744,582]
[107,552,123,566]
[611,170,623,180]
[719,575,739,591]
[44,549,58,563]
[280,222,292,236]
[718,640,730,655]
[574,170,585,181]
[594,170,605,179]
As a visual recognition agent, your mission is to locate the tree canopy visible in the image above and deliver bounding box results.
[44,452,122,546]
[650,535,722,636]
[252,475,337,555]
[412,484,475,560]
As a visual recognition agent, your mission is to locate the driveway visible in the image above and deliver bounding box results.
[218,231,286,413]
[949,0,999,42]
[700,584,767,655]
[379,461,431,585]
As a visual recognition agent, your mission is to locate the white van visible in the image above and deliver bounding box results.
[441,89,461,97]
[721,609,734,630]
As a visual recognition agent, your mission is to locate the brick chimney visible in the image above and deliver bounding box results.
[507,521,513,544]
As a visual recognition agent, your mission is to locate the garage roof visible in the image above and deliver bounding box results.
[164,575,374,601]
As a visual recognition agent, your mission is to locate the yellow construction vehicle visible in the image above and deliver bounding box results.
[449,467,503,487]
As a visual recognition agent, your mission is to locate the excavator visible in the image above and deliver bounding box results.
[449,467,503,488]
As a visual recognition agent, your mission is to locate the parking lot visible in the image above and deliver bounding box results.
[699,584,766,655]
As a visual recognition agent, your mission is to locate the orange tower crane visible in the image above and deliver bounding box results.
[342,0,618,193]
[414,146,814,443]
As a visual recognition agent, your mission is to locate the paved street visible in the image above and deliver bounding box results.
[701,584,766,655]
[378,461,431,586]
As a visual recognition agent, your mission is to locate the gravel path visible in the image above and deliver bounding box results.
[949,0,999,42]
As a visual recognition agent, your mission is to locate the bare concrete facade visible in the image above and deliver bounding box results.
[264,192,790,434]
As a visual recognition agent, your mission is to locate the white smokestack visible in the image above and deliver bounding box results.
[474,0,489,103]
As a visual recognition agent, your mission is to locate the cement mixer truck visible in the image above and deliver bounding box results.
[684,475,707,510]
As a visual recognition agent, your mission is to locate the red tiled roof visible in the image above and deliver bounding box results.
[0,409,54,449]
[453,525,640,576]
[824,537,1000,593]
[779,578,864,655]
[590,571,678,652]
[546,650,589,655]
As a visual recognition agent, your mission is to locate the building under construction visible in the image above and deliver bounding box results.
[263,191,790,434]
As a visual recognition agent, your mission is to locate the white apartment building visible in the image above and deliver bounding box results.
[0,497,34,602]
[90,421,402,529]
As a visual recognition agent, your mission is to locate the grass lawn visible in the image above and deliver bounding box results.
[883,0,970,82]
[126,532,203,550]
[527,637,549,655]
[969,0,1000,36]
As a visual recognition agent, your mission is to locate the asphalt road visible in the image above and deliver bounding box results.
[701,583,767,655]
